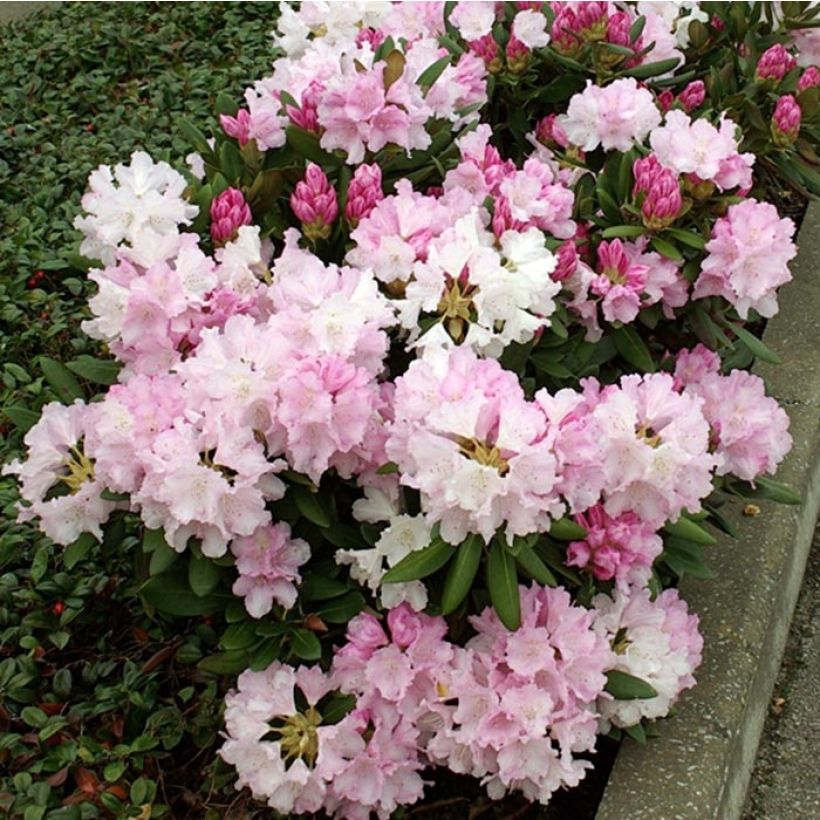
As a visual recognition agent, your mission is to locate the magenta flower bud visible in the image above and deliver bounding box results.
[552,240,579,282]
[290,162,339,241]
[632,154,663,196]
[605,11,632,48]
[220,109,251,146]
[345,163,384,226]
[576,0,608,38]
[755,44,796,82]
[536,114,570,149]
[798,66,820,92]
[505,34,531,74]
[210,187,253,245]
[657,89,674,113]
[678,80,706,112]
[285,83,321,135]
[356,26,385,49]
[642,176,683,228]
[771,94,802,145]
[551,7,581,55]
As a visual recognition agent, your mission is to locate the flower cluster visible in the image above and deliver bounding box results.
[8,0,810,813]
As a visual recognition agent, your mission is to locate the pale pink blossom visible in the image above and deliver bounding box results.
[693,199,797,319]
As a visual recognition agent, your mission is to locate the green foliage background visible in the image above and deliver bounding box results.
[0,4,280,817]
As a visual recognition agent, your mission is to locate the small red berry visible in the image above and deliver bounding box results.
[52,601,64,616]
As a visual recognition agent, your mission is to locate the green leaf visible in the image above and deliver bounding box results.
[381,537,454,584]
[197,649,253,676]
[188,553,221,597]
[30,546,49,583]
[728,322,781,365]
[629,15,647,43]
[290,628,322,660]
[664,227,706,250]
[66,356,121,386]
[317,591,366,623]
[320,693,356,725]
[64,532,96,569]
[300,572,350,601]
[292,485,331,528]
[663,516,717,546]
[441,534,484,615]
[220,621,259,651]
[179,118,215,158]
[548,518,588,541]
[286,126,342,166]
[612,325,656,372]
[531,353,574,379]
[605,670,658,700]
[601,225,646,239]
[487,538,520,630]
[21,706,47,728]
[39,357,84,403]
[5,405,39,432]
[376,461,399,475]
[515,545,557,587]
[140,571,227,616]
[149,537,180,574]
[730,476,801,505]
[624,722,647,744]
[417,55,452,90]
[649,235,684,261]
[215,91,239,117]
[622,57,682,79]
[661,541,715,579]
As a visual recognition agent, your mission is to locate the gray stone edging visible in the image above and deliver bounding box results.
[0,2,61,25]
[596,200,820,820]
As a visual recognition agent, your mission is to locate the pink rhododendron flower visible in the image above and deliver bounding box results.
[590,239,648,323]
[3,401,118,545]
[220,109,251,145]
[558,78,661,152]
[231,522,311,617]
[450,1,496,41]
[568,505,663,583]
[677,361,792,482]
[387,347,564,544]
[591,373,717,526]
[593,586,703,727]
[678,79,706,111]
[693,199,797,318]
[650,110,754,191]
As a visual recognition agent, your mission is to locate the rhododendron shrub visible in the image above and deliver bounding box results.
[6,0,816,814]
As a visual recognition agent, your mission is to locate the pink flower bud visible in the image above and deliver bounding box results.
[220,109,251,146]
[535,114,570,149]
[345,163,384,226]
[551,7,581,55]
[506,34,530,73]
[387,604,423,649]
[771,94,802,145]
[605,11,632,48]
[210,187,252,245]
[553,240,579,282]
[710,15,725,31]
[576,1,608,38]
[657,89,674,113]
[798,65,820,92]
[285,82,321,134]
[345,612,388,659]
[678,79,705,112]
[642,175,683,228]
[356,26,385,49]
[290,162,339,240]
[469,33,501,71]
[756,44,796,82]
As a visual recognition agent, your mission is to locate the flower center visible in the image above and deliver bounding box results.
[272,707,322,768]
[59,445,95,494]
[437,278,478,343]
[612,627,632,655]
[636,424,662,449]
[456,436,510,476]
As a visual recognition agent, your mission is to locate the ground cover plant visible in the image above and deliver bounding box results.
[2,1,820,818]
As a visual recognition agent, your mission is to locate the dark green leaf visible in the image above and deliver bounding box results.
[441,534,484,615]
[663,516,717,546]
[601,225,646,239]
[300,573,350,601]
[320,693,357,725]
[417,55,452,90]
[140,571,227,616]
[612,325,656,372]
[515,545,557,587]
[66,356,121,386]
[317,591,366,623]
[382,537,454,584]
[729,322,781,365]
[549,518,587,541]
[622,57,682,79]
[730,476,801,505]
[39,357,84,403]
[197,649,253,676]
[605,670,658,700]
[4,405,39,432]
[292,485,332,528]
[188,553,221,597]
[487,538,520,630]
[290,628,322,660]
[649,236,684,261]
[64,532,96,569]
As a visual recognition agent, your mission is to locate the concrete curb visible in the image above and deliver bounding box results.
[0,2,61,26]
[596,201,820,820]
